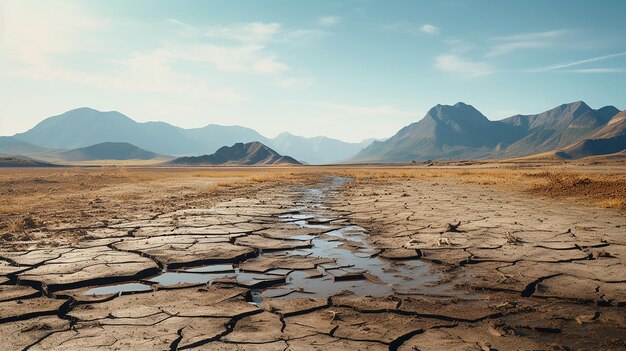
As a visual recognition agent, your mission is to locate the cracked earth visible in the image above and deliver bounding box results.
[1,172,625,350]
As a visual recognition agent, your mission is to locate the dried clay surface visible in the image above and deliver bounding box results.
[1,172,625,350]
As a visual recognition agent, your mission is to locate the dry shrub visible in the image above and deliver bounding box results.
[598,198,626,211]
[6,216,36,233]
[542,173,592,188]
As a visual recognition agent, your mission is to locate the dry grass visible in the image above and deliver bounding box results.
[0,167,303,234]
[1,163,624,237]
[325,166,626,212]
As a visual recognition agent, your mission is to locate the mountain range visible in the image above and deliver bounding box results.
[272,132,374,164]
[57,142,166,162]
[168,142,300,166]
[0,156,59,168]
[0,137,168,163]
[2,102,625,165]
[557,110,626,159]
[9,107,372,164]
[351,101,625,162]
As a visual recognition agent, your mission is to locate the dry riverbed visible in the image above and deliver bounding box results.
[0,166,625,350]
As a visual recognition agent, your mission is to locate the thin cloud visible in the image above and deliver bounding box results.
[533,51,626,72]
[487,29,572,57]
[434,54,494,77]
[1,0,109,65]
[15,49,244,102]
[166,19,295,75]
[564,68,626,73]
[168,19,282,43]
[383,22,440,36]
[318,16,341,27]
[420,24,439,35]
[275,77,315,90]
[167,43,289,75]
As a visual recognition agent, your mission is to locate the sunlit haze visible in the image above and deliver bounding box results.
[1,0,625,142]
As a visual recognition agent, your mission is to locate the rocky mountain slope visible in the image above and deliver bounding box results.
[58,142,165,161]
[13,108,271,156]
[351,101,622,162]
[167,141,300,165]
[556,110,626,159]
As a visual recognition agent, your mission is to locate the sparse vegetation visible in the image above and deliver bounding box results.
[1,162,625,238]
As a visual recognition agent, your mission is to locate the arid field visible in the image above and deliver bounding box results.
[1,162,625,350]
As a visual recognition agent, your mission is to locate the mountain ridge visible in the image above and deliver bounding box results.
[13,107,272,156]
[351,101,623,162]
[10,107,370,164]
[58,142,166,161]
[272,132,373,164]
[556,110,626,159]
[167,141,301,166]
[7,103,625,164]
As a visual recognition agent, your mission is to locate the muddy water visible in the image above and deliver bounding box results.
[83,177,438,299]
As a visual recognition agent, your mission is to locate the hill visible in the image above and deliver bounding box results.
[350,102,523,162]
[10,107,370,164]
[499,102,619,157]
[272,132,372,164]
[167,141,301,166]
[556,110,626,159]
[0,156,59,167]
[0,136,61,160]
[12,107,271,156]
[351,101,622,163]
[58,142,165,161]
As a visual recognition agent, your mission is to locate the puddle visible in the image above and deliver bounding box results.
[183,264,234,273]
[148,271,236,286]
[279,214,314,221]
[261,225,436,299]
[325,225,367,243]
[288,234,317,241]
[78,176,439,298]
[83,283,152,295]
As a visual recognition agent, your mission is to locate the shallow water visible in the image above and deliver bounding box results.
[83,282,152,295]
[261,225,436,299]
[81,176,438,298]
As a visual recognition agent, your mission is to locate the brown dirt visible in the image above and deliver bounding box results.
[0,164,625,350]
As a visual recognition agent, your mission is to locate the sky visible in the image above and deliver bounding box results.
[1,0,625,142]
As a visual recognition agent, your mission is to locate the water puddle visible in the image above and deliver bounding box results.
[83,282,152,295]
[79,176,439,299]
[183,264,234,273]
[147,271,235,286]
[260,225,436,299]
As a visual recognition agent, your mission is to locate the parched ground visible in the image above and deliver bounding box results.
[333,173,626,350]
[0,165,624,350]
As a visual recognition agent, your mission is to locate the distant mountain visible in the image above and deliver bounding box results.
[271,132,374,164]
[358,137,386,148]
[350,101,622,163]
[0,136,61,160]
[498,102,619,157]
[11,104,624,164]
[557,110,626,159]
[0,156,59,167]
[350,102,524,162]
[13,108,271,156]
[167,141,301,166]
[11,107,370,164]
[0,137,168,163]
[58,142,166,161]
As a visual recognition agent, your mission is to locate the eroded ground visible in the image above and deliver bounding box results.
[0,166,625,350]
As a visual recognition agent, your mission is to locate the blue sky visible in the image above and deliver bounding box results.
[1,0,625,142]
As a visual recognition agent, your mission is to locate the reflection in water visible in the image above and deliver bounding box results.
[81,177,438,299]
[83,283,152,295]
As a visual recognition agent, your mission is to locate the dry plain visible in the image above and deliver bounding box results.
[0,162,625,350]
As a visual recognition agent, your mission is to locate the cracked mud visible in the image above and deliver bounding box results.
[1,172,625,350]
